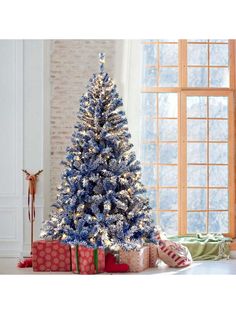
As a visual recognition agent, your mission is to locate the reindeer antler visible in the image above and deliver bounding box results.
[34,169,43,176]
[22,169,43,177]
[22,169,31,176]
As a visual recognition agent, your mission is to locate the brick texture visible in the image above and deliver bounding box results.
[50,40,117,203]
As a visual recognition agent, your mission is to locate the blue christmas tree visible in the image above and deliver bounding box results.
[40,53,157,250]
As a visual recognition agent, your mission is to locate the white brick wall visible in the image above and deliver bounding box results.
[50,40,119,203]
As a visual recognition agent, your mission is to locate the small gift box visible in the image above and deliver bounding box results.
[119,246,149,272]
[157,240,192,268]
[148,243,159,267]
[32,240,71,272]
[71,245,105,274]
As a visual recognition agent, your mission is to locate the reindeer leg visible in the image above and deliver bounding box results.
[28,186,31,221]
[30,197,34,256]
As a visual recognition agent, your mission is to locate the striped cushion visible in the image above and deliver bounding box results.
[157,240,192,268]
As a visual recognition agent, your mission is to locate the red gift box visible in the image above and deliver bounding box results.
[71,245,105,274]
[32,240,71,272]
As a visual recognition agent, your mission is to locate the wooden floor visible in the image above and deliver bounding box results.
[1,257,236,275]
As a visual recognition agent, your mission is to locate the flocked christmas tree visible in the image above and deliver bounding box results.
[40,53,157,250]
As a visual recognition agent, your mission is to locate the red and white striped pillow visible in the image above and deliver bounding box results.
[157,240,192,268]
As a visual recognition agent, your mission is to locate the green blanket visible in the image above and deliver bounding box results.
[168,233,232,261]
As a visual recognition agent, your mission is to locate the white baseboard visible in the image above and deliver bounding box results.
[0,250,22,258]
[21,250,31,258]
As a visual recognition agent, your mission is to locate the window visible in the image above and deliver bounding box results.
[187,40,229,87]
[141,92,179,235]
[141,39,235,237]
[142,40,179,87]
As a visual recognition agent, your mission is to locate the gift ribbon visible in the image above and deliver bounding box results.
[93,248,98,273]
[75,245,80,273]
[73,246,99,274]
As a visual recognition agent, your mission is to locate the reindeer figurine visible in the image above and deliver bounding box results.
[17,170,43,268]
[22,169,43,254]
[18,169,43,268]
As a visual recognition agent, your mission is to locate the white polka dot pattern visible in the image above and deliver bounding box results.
[32,240,71,272]
[119,246,149,272]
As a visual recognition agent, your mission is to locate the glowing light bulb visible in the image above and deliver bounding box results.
[105,239,111,246]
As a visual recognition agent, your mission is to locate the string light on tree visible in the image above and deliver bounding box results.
[40,53,157,250]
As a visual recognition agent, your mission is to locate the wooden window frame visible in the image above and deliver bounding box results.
[141,40,236,237]
[180,90,235,237]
